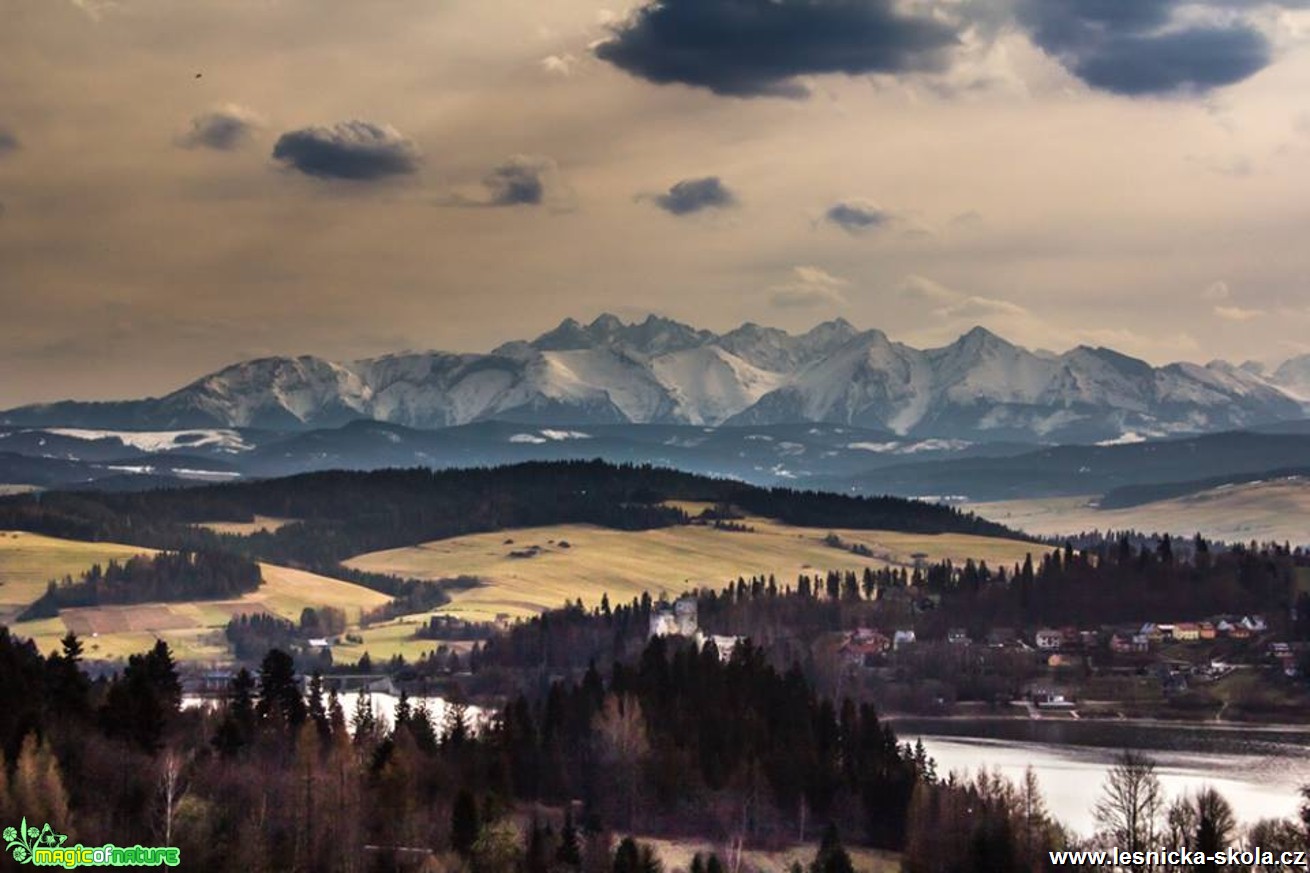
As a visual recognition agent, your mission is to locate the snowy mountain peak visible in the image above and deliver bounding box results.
[3,318,1306,441]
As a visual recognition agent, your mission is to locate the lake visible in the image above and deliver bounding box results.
[894,717,1310,836]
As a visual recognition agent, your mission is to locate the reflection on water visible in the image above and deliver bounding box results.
[183,693,490,734]
[894,719,1310,836]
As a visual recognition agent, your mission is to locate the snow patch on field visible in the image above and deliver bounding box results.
[1096,432,1148,447]
[42,428,252,453]
[540,429,592,441]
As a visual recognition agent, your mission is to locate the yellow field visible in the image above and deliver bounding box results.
[197,516,298,536]
[970,478,1310,545]
[0,531,156,623]
[345,517,1036,621]
[640,837,899,873]
[327,619,480,664]
[17,563,391,660]
[0,530,392,660]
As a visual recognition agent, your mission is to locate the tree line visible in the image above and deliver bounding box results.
[19,549,261,620]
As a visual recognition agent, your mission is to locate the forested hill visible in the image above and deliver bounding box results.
[0,461,1023,567]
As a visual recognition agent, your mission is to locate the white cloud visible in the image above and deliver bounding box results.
[542,54,578,77]
[1202,280,1231,301]
[933,295,1029,320]
[769,266,850,308]
[1214,305,1265,322]
[899,274,959,304]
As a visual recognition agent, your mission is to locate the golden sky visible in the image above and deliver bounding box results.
[2,0,1309,406]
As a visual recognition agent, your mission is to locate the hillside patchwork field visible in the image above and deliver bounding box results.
[345,507,1037,621]
[0,531,157,623]
[1,531,391,659]
[969,477,1310,545]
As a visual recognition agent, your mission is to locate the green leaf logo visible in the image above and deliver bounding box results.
[5,817,67,865]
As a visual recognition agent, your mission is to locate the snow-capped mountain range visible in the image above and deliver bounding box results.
[4,315,1308,444]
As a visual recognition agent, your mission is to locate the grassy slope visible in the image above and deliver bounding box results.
[345,507,1036,621]
[1,530,391,660]
[969,478,1310,545]
[0,531,156,622]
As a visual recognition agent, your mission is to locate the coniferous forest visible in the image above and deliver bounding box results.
[18,549,262,619]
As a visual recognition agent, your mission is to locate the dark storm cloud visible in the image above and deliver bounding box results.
[824,200,892,234]
[594,0,962,98]
[272,121,419,181]
[1016,0,1273,95]
[485,157,547,206]
[177,106,261,151]
[652,177,737,215]
[0,127,19,154]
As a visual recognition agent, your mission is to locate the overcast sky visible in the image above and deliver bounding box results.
[2,0,1309,406]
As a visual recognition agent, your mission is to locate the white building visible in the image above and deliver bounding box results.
[650,596,699,638]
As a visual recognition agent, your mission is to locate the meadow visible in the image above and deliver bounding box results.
[1,531,391,660]
[0,531,156,623]
[345,506,1036,621]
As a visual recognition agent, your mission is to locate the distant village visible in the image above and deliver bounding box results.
[831,612,1299,715]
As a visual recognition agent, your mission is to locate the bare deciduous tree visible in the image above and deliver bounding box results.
[1094,750,1164,872]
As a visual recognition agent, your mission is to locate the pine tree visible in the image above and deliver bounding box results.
[451,789,480,857]
[256,648,306,733]
[351,693,376,747]
[810,825,854,873]
[557,807,582,868]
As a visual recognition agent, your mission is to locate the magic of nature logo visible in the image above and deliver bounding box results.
[4,817,180,867]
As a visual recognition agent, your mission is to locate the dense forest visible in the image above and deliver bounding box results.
[19,549,262,620]
[4,625,1304,872]
[0,627,935,871]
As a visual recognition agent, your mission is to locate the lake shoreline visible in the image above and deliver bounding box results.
[884,711,1310,734]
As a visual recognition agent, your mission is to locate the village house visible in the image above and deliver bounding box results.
[649,596,699,638]
[1173,622,1201,642]
[1034,628,1064,650]
[1199,622,1217,640]
[702,634,742,661]
[841,629,891,666]
[1110,632,1149,654]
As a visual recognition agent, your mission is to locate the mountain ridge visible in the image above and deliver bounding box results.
[4,314,1307,443]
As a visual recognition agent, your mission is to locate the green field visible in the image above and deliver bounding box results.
[345,511,1037,621]
[1,530,392,660]
[970,478,1310,546]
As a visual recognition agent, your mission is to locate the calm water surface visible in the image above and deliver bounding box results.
[894,718,1310,836]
